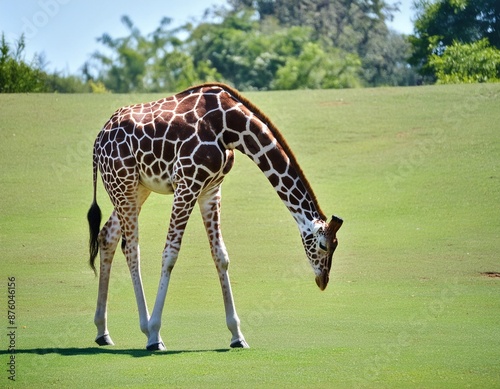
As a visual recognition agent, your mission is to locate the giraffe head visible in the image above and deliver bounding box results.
[306,215,343,291]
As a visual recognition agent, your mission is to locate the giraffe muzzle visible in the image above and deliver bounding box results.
[315,269,329,291]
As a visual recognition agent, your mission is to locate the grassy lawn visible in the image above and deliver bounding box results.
[0,84,499,388]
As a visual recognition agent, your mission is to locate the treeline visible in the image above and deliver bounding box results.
[81,1,415,92]
[2,0,500,93]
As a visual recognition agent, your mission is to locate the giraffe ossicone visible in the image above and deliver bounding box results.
[87,83,342,350]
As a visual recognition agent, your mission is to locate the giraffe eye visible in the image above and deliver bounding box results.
[319,241,327,251]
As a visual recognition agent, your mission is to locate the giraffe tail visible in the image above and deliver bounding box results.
[87,200,101,276]
[87,141,102,276]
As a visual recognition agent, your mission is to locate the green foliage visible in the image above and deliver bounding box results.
[189,10,274,90]
[2,1,419,92]
[429,38,500,83]
[0,33,93,93]
[85,1,417,92]
[0,34,46,92]
[190,10,363,90]
[88,80,109,93]
[43,73,92,93]
[410,0,500,78]
[230,0,415,86]
[85,16,221,93]
[273,42,361,89]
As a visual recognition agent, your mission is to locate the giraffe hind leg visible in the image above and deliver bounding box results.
[117,185,153,344]
[95,184,152,347]
[146,184,201,351]
[94,211,121,346]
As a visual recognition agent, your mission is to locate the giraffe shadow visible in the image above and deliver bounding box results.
[0,347,231,358]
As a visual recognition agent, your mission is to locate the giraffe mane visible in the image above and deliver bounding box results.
[180,82,327,222]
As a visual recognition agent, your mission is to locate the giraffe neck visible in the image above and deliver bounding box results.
[218,88,326,238]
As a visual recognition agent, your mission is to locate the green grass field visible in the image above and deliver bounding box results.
[1,84,499,388]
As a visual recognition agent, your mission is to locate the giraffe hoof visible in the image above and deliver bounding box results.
[146,342,166,351]
[230,339,250,349]
[95,334,114,346]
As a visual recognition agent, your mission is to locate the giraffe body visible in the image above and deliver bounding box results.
[87,83,342,350]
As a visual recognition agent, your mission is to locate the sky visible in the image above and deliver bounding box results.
[0,0,414,75]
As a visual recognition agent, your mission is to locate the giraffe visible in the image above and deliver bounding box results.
[87,83,343,351]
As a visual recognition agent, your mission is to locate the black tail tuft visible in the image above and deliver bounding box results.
[87,200,102,276]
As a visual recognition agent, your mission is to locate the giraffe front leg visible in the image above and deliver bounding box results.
[219,265,249,349]
[145,247,176,351]
[146,186,198,351]
[94,211,121,346]
[199,187,249,349]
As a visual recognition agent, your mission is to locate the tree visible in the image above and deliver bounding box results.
[84,16,216,93]
[273,42,361,89]
[84,3,414,91]
[189,9,265,90]
[0,33,91,93]
[409,0,500,78]
[0,34,46,92]
[189,9,363,90]
[429,38,500,83]
[84,16,149,92]
[227,0,416,86]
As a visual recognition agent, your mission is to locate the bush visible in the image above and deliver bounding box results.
[429,39,500,84]
[273,42,361,90]
[1,33,92,93]
[0,34,46,92]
